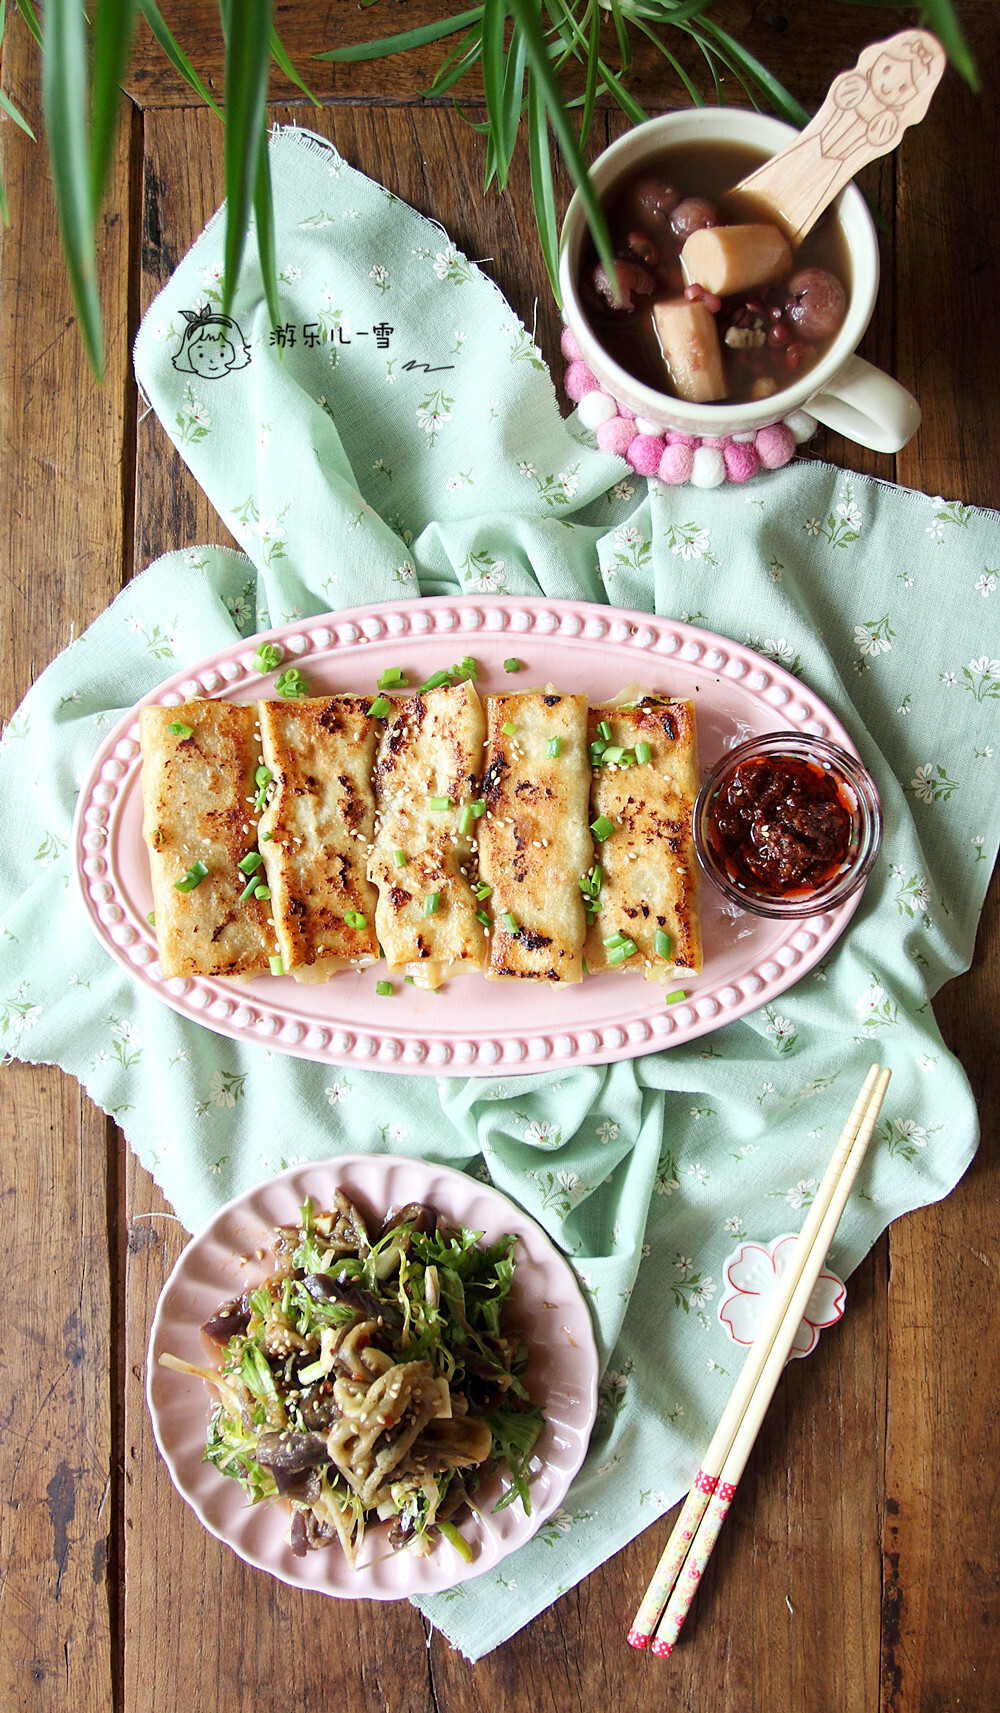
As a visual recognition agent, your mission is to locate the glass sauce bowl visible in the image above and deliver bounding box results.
[693,732,882,919]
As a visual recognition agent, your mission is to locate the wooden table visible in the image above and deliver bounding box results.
[1,5,997,1709]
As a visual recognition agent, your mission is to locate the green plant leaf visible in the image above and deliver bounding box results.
[270,24,320,104]
[0,0,36,139]
[137,0,222,117]
[422,24,485,100]
[90,0,137,217]
[221,0,273,317]
[253,117,281,332]
[699,18,808,124]
[42,0,104,377]
[315,8,483,63]
[578,0,601,147]
[919,0,977,89]
[527,68,559,301]
[481,0,508,185]
[14,0,41,47]
[507,0,617,295]
[630,17,704,108]
[0,87,36,138]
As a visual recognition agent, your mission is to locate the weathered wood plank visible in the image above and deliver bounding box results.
[885,5,1000,1704]
[0,24,134,1713]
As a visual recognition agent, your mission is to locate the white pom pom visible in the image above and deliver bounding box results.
[577,390,619,430]
[731,430,757,443]
[690,446,726,489]
[635,415,666,436]
[783,409,818,444]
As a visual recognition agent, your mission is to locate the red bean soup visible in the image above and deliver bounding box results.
[579,139,853,407]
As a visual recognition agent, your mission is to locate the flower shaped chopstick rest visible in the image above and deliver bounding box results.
[718,1234,846,1360]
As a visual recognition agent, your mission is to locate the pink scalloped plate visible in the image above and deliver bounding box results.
[74,595,866,1075]
[146,1153,599,1598]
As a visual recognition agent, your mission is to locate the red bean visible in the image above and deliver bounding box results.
[747,299,766,316]
[620,229,659,267]
[785,268,847,339]
[702,292,722,315]
[769,304,784,323]
[684,282,705,302]
[670,197,718,239]
[768,322,790,347]
[784,342,803,371]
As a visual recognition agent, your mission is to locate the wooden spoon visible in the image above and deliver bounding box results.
[726,29,946,246]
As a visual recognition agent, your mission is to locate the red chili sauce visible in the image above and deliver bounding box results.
[707,753,855,897]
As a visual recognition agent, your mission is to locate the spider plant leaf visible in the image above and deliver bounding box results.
[606,0,632,74]
[482,0,508,186]
[527,68,559,302]
[271,25,320,105]
[422,25,485,100]
[14,0,41,47]
[578,0,601,147]
[699,18,808,125]
[919,0,977,89]
[90,0,137,217]
[0,86,36,139]
[632,19,704,108]
[253,118,281,333]
[221,0,273,317]
[507,0,617,293]
[137,0,222,117]
[316,8,483,63]
[43,0,105,377]
[491,3,528,191]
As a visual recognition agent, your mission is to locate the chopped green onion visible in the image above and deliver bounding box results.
[404,976,415,985]
[500,911,518,933]
[376,980,393,997]
[238,874,259,902]
[238,851,264,875]
[474,882,493,901]
[458,806,473,836]
[378,666,406,689]
[261,831,272,841]
[253,883,271,900]
[424,893,440,916]
[597,720,612,742]
[255,765,272,787]
[603,745,627,764]
[665,990,686,1004]
[635,741,652,765]
[475,909,491,926]
[344,910,367,929]
[253,642,283,673]
[430,795,451,811]
[437,1519,474,1563]
[501,721,516,737]
[471,799,486,818]
[607,946,631,966]
[654,929,673,959]
[370,696,391,719]
[450,655,478,682]
[603,932,627,949]
[417,669,452,693]
[269,955,284,976]
[392,849,407,867]
[274,667,309,698]
[174,861,209,893]
[590,816,615,841]
[503,658,522,673]
[253,764,273,812]
[546,737,562,759]
[167,720,192,739]
[146,911,156,926]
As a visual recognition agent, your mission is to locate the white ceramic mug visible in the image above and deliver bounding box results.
[558,109,921,452]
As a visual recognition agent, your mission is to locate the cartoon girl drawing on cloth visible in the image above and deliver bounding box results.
[171,305,251,379]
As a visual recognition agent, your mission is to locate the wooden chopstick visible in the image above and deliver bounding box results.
[627,1064,888,1652]
[646,1065,892,1658]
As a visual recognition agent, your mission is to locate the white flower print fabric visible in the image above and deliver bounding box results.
[0,127,999,1660]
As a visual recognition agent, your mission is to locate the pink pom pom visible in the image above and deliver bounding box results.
[723,440,760,483]
[560,326,584,362]
[564,360,600,403]
[615,401,636,420]
[626,434,666,476]
[701,436,730,450]
[596,417,638,458]
[754,422,796,470]
[666,432,697,447]
[658,443,694,485]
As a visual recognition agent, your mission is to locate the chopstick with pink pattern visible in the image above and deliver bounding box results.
[627,1063,884,1651]
[648,1065,892,1658]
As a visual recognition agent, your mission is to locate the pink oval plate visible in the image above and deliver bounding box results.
[146,1153,600,1598]
[74,595,866,1075]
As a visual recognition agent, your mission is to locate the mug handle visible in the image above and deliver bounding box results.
[805,355,921,454]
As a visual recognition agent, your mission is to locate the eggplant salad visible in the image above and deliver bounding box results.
[160,1192,545,1566]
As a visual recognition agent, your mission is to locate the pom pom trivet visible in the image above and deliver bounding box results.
[563,350,817,485]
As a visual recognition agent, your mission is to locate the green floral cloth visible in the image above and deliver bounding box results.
[2,128,998,1658]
